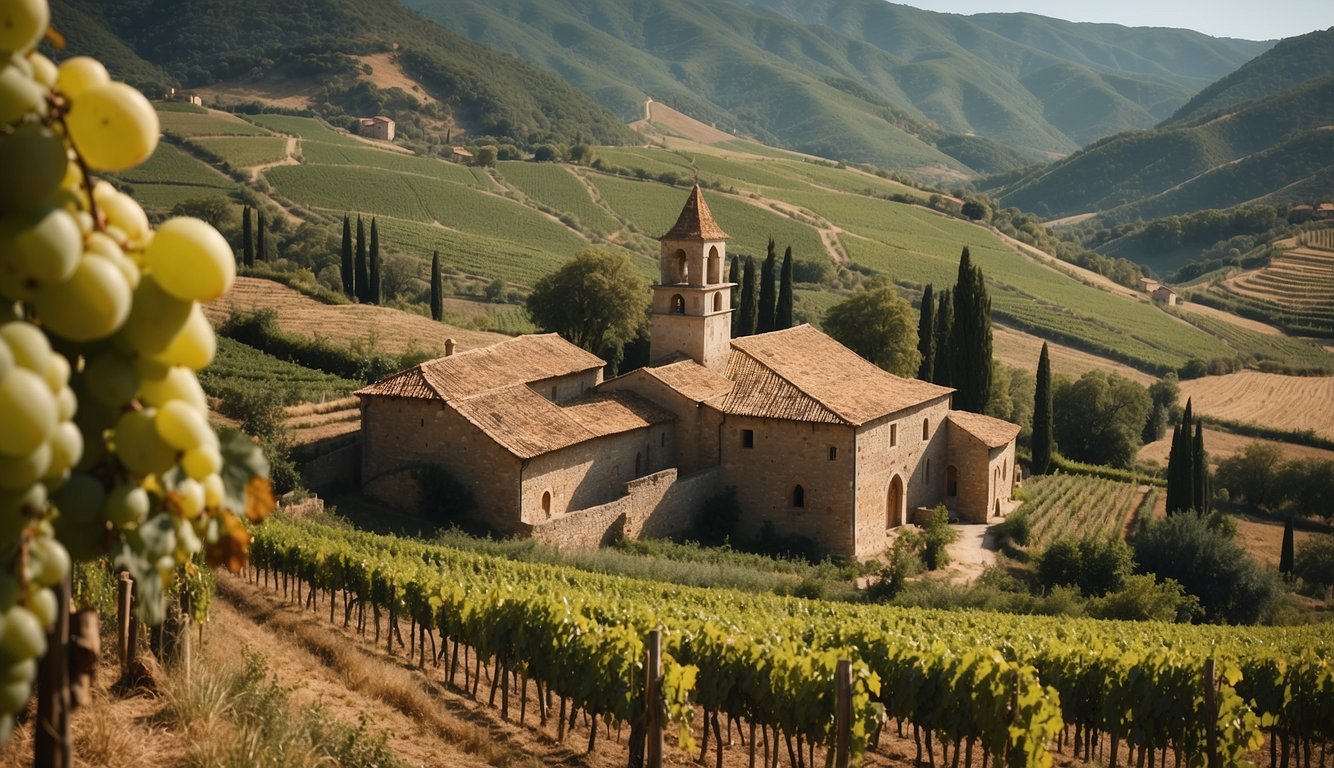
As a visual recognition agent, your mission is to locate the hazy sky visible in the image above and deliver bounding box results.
[898,1,1333,41]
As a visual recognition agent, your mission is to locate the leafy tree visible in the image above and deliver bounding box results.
[1276,458,1334,519]
[822,283,921,377]
[1133,512,1280,624]
[737,256,757,337]
[757,238,777,334]
[526,248,649,358]
[1144,374,1181,442]
[172,196,234,231]
[776,245,794,330]
[369,217,381,304]
[1192,420,1210,514]
[256,210,266,262]
[1293,534,1334,598]
[1166,401,1195,514]
[242,204,254,268]
[1031,342,1054,475]
[473,145,497,167]
[354,215,368,303]
[921,505,958,570]
[960,198,990,221]
[1086,574,1200,623]
[430,251,442,321]
[728,255,740,336]
[931,288,953,387]
[568,143,594,165]
[340,215,353,297]
[1052,371,1150,468]
[1279,516,1295,577]
[1216,442,1284,511]
[949,247,992,412]
[1037,536,1133,596]
[484,278,506,303]
[916,284,935,381]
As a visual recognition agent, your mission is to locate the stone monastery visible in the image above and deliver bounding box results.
[357,185,1019,557]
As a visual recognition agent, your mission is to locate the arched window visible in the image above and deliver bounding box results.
[541,491,552,517]
[707,246,722,283]
[945,466,958,497]
[792,484,805,508]
[922,418,930,440]
[887,475,904,528]
[712,293,722,311]
[671,294,685,314]
[675,251,689,283]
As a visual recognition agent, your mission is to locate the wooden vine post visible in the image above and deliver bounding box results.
[646,629,664,768]
[1204,658,1221,768]
[116,572,132,670]
[835,659,852,768]
[35,575,71,768]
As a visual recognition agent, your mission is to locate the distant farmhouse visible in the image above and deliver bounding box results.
[1137,277,1177,305]
[358,115,395,141]
[357,186,1019,556]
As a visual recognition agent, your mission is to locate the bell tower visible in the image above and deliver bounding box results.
[650,184,734,370]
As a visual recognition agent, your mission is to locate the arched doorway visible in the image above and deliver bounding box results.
[792,484,805,508]
[886,475,904,528]
[945,466,958,497]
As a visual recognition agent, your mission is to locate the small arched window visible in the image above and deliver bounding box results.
[541,491,552,516]
[675,251,689,283]
[713,293,722,311]
[922,418,930,440]
[671,294,685,314]
[707,246,722,283]
[792,484,805,508]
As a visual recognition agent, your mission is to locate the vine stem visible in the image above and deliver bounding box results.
[51,98,102,230]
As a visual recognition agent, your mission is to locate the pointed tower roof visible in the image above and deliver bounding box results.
[660,184,730,241]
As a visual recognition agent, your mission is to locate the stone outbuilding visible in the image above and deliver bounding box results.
[357,185,1021,556]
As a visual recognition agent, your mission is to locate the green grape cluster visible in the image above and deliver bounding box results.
[0,0,268,742]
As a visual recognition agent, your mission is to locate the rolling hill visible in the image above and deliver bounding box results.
[989,29,1334,221]
[400,0,1267,173]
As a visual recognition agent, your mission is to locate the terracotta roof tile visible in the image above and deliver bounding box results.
[451,386,671,460]
[661,184,730,241]
[641,360,734,402]
[947,410,1020,448]
[356,334,603,402]
[719,325,953,425]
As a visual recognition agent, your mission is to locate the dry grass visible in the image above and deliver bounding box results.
[282,396,360,419]
[1179,371,1334,441]
[992,325,1155,384]
[1138,427,1334,466]
[205,277,508,357]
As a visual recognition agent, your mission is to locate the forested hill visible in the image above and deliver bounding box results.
[400,0,1267,172]
[988,29,1334,222]
[49,0,638,148]
[1165,28,1334,126]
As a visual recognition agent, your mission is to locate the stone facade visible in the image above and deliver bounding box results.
[356,185,1021,557]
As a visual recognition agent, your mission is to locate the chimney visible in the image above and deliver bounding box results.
[444,338,456,357]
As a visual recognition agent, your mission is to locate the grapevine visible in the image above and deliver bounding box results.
[0,0,270,744]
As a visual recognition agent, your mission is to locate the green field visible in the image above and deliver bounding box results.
[200,337,359,405]
[496,162,621,235]
[1016,475,1146,548]
[156,107,272,137]
[244,114,364,146]
[117,142,240,211]
[301,143,479,185]
[1175,309,1334,373]
[195,136,289,167]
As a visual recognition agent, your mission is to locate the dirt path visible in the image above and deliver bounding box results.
[249,135,299,181]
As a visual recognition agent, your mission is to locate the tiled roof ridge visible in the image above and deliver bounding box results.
[660,183,730,241]
[730,337,853,424]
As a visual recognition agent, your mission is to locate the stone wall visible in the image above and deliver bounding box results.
[521,423,676,525]
[534,369,603,403]
[946,423,992,524]
[852,396,953,556]
[529,466,722,549]
[300,441,360,493]
[600,373,722,474]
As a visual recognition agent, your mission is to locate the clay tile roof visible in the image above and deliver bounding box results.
[451,386,671,459]
[356,334,603,402]
[718,325,953,426]
[947,410,1020,449]
[641,360,734,402]
[660,184,730,241]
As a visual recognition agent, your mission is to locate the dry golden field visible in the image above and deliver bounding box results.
[1178,370,1334,441]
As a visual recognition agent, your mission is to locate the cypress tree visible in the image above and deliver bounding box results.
[241,205,253,267]
[1032,342,1054,476]
[916,284,935,381]
[932,288,953,388]
[776,245,794,330]
[430,251,442,321]
[757,238,777,333]
[354,215,368,303]
[1279,516,1295,576]
[1167,400,1196,514]
[340,215,353,297]
[738,256,758,337]
[1193,420,1209,514]
[369,217,381,304]
[949,246,992,413]
[729,255,741,336]
[256,211,266,263]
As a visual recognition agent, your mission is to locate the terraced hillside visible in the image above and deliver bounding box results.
[1192,243,1334,337]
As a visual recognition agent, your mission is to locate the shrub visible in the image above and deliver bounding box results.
[696,486,741,547]
[1293,534,1334,598]
[921,504,957,570]
[1086,574,1200,622]
[1036,535,1134,597]
[993,508,1032,549]
[865,532,923,602]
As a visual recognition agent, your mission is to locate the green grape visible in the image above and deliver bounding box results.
[0,123,66,214]
[82,351,138,408]
[202,473,223,508]
[0,0,48,55]
[2,658,33,684]
[26,52,54,87]
[0,320,49,375]
[25,587,55,631]
[0,339,10,380]
[182,444,221,481]
[65,81,158,172]
[0,680,28,716]
[117,276,190,354]
[0,483,43,540]
[137,366,207,411]
[33,253,132,341]
[112,409,176,476]
[104,482,149,528]
[0,368,56,457]
[42,349,68,392]
[154,399,210,452]
[144,216,236,302]
[0,606,46,661]
[0,60,45,124]
[84,232,141,290]
[93,184,149,244]
[148,303,214,370]
[0,441,50,489]
[27,535,68,586]
[43,420,81,479]
[0,207,81,300]
[53,385,74,422]
[53,55,106,99]
[175,477,204,519]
